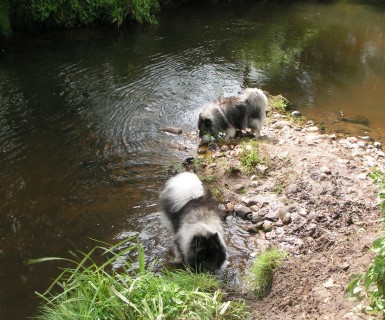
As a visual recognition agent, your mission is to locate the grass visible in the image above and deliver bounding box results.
[239,140,264,174]
[29,237,248,320]
[244,248,288,300]
[211,187,223,202]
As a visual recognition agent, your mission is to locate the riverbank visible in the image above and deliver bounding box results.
[178,93,385,319]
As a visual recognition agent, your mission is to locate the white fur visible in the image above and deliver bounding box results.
[159,172,204,213]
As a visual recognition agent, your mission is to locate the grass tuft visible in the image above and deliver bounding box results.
[239,140,264,174]
[244,248,288,300]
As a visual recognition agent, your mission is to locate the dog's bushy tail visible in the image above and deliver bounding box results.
[160,172,204,214]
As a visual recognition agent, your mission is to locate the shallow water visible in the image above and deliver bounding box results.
[1,1,385,318]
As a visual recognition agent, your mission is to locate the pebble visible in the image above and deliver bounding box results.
[262,221,273,232]
[234,205,251,219]
[291,111,301,117]
[272,121,291,129]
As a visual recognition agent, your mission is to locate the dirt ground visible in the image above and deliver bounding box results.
[181,95,385,320]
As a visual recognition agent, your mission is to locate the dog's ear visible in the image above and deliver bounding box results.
[209,232,222,248]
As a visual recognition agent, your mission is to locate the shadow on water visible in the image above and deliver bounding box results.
[2,0,385,318]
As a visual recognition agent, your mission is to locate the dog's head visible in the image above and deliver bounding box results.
[198,113,215,138]
[186,232,226,273]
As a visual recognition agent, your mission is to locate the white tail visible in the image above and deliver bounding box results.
[160,172,204,213]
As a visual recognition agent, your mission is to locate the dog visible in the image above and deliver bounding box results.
[198,88,268,140]
[159,172,227,273]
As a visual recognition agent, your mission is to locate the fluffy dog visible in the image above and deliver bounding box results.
[198,88,268,140]
[159,172,227,273]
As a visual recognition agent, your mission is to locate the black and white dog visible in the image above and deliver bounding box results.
[198,88,268,140]
[159,172,227,273]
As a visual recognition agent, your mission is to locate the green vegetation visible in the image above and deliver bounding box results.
[239,140,264,175]
[369,169,385,212]
[211,187,223,202]
[0,0,160,36]
[244,248,288,300]
[345,169,385,316]
[29,238,248,320]
[345,234,385,316]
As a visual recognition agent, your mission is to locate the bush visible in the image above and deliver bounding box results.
[0,0,160,36]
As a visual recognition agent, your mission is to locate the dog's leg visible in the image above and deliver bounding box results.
[253,129,261,139]
[172,237,183,263]
[225,127,237,140]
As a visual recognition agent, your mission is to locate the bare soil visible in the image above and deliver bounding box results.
[184,96,385,320]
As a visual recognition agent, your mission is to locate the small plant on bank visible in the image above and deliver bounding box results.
[211,187,223,202]
[345,234,385,316]
[368,169,385,212]
[28,238,248,320]
[244,248,288,300]
[345,169,385,316]
[239,140,264,174]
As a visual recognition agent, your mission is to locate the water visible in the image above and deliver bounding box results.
[1,1,385,318]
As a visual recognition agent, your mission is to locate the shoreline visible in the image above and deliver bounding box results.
[176,93,385,318]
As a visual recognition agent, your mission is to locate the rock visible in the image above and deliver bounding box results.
[265,211,279,222]
[160,127,183,135]
[234,205,251,219]
[320,166,331,175]
[248,213,264,223]
[262,221,273,232]
[291,111,301,117]
[226,202,235,212]
[374,141,382,149]
[272,121,291,129]
[220,145,229,152]
[282,212,292,225]
[358,135,371,141]
[303,126,319,133]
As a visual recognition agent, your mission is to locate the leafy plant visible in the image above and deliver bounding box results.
[29,237,248,320]
[345,235,385,316]
[244,248,288,299]
[369,169,385,212]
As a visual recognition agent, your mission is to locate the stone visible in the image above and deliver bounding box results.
[320,166,331,174]
[235,205,251,219]
[282,212,292,225]
[291,111,301,117]
[272,121,291,129]
[262,221,273,232]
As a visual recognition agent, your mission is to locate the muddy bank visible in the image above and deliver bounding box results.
[159,94,385,319]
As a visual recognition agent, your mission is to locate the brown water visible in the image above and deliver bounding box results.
[1,1,385,318]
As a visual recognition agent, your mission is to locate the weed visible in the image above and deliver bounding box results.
[272,181,284,194]
[239,140,264,174]
[345,169,385,316]
[211,187,223,202]
[369,169,385,212]
[164,159,184,175]
[244,248,288,299]
[201,175,217,184]
[345,234,385,316]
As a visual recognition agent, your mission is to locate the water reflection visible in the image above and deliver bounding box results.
[2,0,385,318]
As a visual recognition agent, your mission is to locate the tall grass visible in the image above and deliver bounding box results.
[29,237,248,320]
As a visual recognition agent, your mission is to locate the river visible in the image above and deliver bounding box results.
[1,1,385,318]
